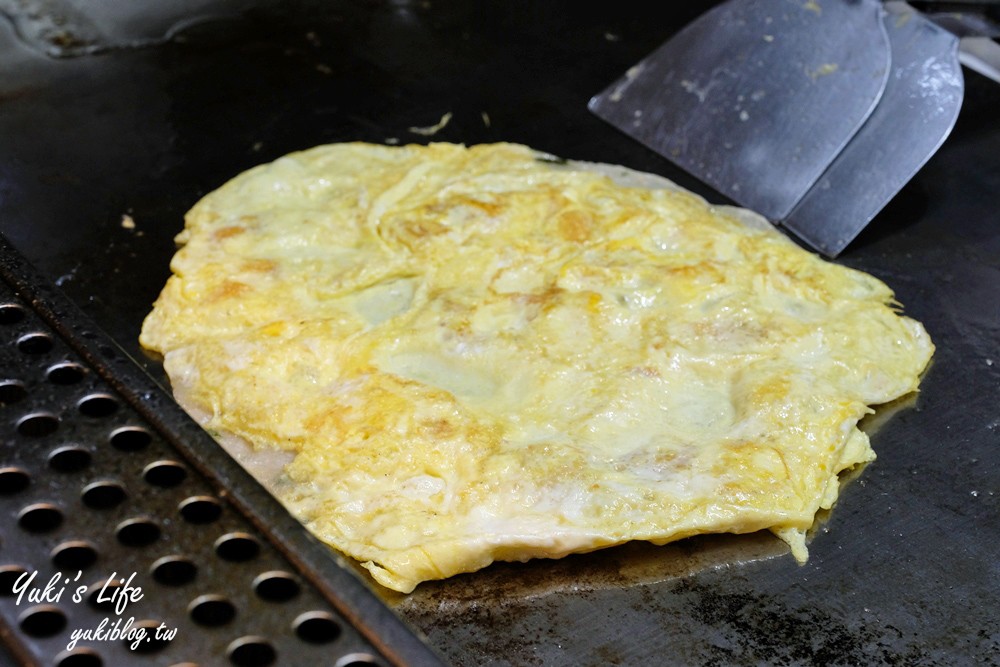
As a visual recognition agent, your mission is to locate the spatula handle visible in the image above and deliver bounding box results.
[908,0,1000,37]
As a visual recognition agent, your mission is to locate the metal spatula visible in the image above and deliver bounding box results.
[589,0,965,256]
[782,2,963,255]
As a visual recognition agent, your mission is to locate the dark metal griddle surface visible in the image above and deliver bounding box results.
[2,1,999,664]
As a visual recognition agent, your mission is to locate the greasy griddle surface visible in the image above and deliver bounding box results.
[2,2,999,664]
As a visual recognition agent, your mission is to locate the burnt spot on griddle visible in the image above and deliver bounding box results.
[393,533,789,666]
[674,579,932,666]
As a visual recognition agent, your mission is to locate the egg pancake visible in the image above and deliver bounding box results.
[140,142,933,593]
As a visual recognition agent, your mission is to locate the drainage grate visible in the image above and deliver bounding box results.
[0,236,445,667]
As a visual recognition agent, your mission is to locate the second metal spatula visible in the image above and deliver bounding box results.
[589,0,964,256]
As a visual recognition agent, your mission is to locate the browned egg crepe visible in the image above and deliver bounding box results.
[141,142,933,593]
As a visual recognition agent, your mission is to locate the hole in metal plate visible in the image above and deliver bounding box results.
[143,460,188,487]
[178,496,222,524]
[215,533,261,562]
[128,619,174,653]
[0,566,29,596]
[293,611,342,644]
[47,362,87,385]
[48,446,92,472]
[51,541,99,570]
[81,481,128,509]
[0,467,30,494]
[19,604,67,638]
[0,379,27,405]
[18,503,63,532]
[150,555,198,586]
[0,303,26,325]
[109,426,151,452]
[116,517,161,547]
[54,648,104,667]
[54,648,103,667]
[227,636,276,667]
[17,412,59,437]
[78,394,119,418]
[252,571,300,602]
[86,580,121,612]
[16,332,53,354]
[189,594,237,627]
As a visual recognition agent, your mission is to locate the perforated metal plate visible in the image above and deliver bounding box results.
[0,236,446,667]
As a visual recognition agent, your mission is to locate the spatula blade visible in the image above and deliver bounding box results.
[782,2,964,256]
[589,0,890,222]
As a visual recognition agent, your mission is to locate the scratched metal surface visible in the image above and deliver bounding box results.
[2,1,999,664]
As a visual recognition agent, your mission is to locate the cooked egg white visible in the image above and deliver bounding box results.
[141,142,933,593]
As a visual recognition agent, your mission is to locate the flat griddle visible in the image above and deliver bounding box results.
[2,1,998,664]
